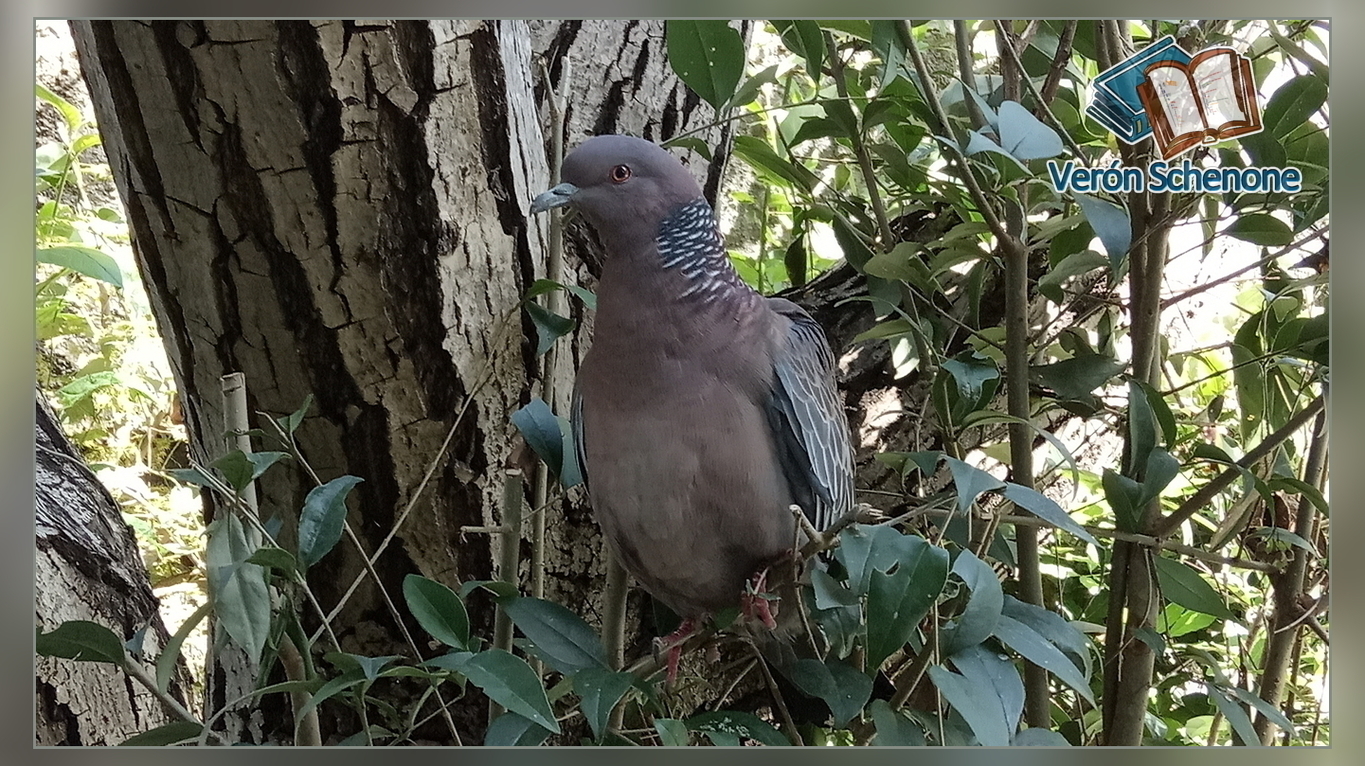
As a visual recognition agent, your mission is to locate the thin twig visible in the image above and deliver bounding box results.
[748,641,804,746]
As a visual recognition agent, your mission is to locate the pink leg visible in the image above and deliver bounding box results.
[740,568,779,630]
[653,617,698,685]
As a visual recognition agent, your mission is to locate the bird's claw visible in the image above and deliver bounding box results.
[740,568,779,630]
[653,618,698,686]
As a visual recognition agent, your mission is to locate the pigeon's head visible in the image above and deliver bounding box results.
[530,135,704,250]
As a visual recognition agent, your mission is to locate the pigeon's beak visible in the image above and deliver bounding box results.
[530,182,579,214]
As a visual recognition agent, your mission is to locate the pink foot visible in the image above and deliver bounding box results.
[740,568,779,630]
[653,617,698,685]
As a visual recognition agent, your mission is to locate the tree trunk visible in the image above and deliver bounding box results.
[35,393,191,745]
[69,19,742,744]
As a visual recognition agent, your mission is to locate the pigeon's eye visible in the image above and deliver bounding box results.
[610,164,632,183]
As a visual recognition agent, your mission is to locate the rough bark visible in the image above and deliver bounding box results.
[35,393,190,745]
[69,19,741,744]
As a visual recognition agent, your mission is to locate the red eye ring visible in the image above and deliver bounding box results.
[610,164,632,183]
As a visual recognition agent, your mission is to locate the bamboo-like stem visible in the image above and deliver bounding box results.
[490,469,525,724]
[1254,404,1329,743]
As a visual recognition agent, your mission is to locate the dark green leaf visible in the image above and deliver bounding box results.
[485,711,552,746]
[1038,249,1109,304]
[783,658,872,728]
[661,135,715,162]
[512,398,568,484]
[1227,214,1293,246]
[1227,685,1295,736]
[952,643,1024,737]
[457,579,521,601]
[462,649,560,733]
[37,245,123,288]
[944,457,1005,515]
[205,513,270,663]
[403,574,470,650]
[942,351,1000,417]
[941,551,1004,655]
[1103,469,1144,532]
[245,546,298,573]
[830,213,875,269]
[866,536,950,670]
[503,597,610,675]
[212,450,290,494]
[665,21,745,111]
[654,717,690,746]
[167,467,214,488]
[1001,596,1094,678]
[1127,379,1157,477]
[296,667,368,725]
[278,394,314,436]
[810,568,859,609]
[992,614,1095,703]
[685,710,790,746]
[1151,556,1235,620]
[833,523,914,596]
[928,663,1011,746]
[1262,74,1328,140]
[1207,682,1262,746]
[157,601,212,694]
[1074,194,1130,273]
[525,301,575,357]
[870,699,926,745]
[1138,448,1179,507]
[997,100,1063,160]
[1030,354,1124,400]
[729,64,779,109]
[1001,483,1097,546]
[298,475,363,569]
[774,20,826,85]
[575,667,635,740]
[423,650,475,672]
[36,620,126,665]
[118,721,203,747]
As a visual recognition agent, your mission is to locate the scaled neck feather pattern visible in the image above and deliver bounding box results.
[655,198,753,304]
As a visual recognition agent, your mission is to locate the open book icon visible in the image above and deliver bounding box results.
[1088,37,1263,159]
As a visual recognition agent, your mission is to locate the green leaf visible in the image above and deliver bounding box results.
[665,21,745,111]
[403,574,470,650]
[1031,354,1124,400]
[484,711,553,746]
[1001,483,1098,546]
[1001,596,1093,678]
[1102,469,1144,532]
[941,551,1004,655]
[953,643,1025,736]
[863,241,928,283]
[783,658,873,728]
[653,717,690,746]
[997,100,1063,160]
[167,467,215,488]
[1126,379,1157,477]
[525,278,597,310]
[1262,74,1328,140]
[295,667,368,725]
[503,597,610,676]
[212,450,289,493]
[423,650,475,672]
[278,394,314,436]
[1074,194,1130,273]
[36,620,127,665]
[830,212,875,268]
[941,351,1000,419]
[1226,685,1296,737]
[773,20,826,85]
[245,546,298,573]
[944,457,1005,515]
[833,523,914,596]
[37,246,123,288]
[992,614,1095,703]
[118,721,204,747]
[1151,556,1235,620]
[731,135,816,191]
[810,568,859,609]
[512,398,578,486]
[685,710,790,746]
[728,64,779,110]
[205,513,270,664]
[525,301,575,357]
[1227,214,1293,246]
[462,649,560,733]
[1207,682,1262,746]
[866,536,950,670]
[575,667,635,741]
[298,475,363,569]
[928,663,1010,746]
[870,699,926,745]
[156,602,212,693]
[1038,249,1109,304]
[36,83,83,130]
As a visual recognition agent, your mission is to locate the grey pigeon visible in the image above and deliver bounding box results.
[530,135,853,677]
